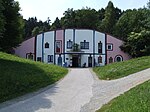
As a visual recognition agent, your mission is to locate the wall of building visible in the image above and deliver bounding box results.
[15,37,35,59]
[14,29,131,67]
[107,35,131,64]
[43,31,55,63]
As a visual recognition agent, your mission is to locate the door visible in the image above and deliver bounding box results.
[72,56,79,67]
[88,56,92,67]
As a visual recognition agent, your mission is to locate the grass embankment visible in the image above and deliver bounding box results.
[97,80,150,112]
[93,56,150,80]
[0,52,68,103]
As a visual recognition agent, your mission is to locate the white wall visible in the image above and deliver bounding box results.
[65,29,73,52]
[95,31,106,54]
[75,29,93,53]
[43,31,55,63]
[36,34,42,59]
[94,55,105,66]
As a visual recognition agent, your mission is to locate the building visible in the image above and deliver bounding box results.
[14,29,131,67]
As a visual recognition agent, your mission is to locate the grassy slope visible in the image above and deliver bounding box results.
[93,56,150,80]
[0,52,68,103]
[97,80,150,112]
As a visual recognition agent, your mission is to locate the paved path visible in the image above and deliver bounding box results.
[0,68,150,112]
[0,68,94,112]
[81,68,150,112]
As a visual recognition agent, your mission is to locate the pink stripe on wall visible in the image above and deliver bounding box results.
[15,37,35,58]
[107,35,131,64]
[56,30,64,53]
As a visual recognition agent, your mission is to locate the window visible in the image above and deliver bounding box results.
[107,44,113,51]
[27,53,34,60]
[56,41,61,53]
[45,42,49,48]
[98,56,102,63]
[67,40,72,49]
[80,40,89,49]
[109,57,113,63]
[98,41,102,53]
[48,55,53,63]
[115,55,123,62]
[58,54,62,66]
[37,57,42,62]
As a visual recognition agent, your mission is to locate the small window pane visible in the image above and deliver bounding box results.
[107,44,113,50]
[67,40,72,49]
[109,57,113,63]
[56,41,61,53]
[48,55,53,63]
[45,42,49,48]
[37,57,42,61]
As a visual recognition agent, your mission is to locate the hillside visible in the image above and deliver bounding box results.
[0,52,68,103]
[93,56,150,80]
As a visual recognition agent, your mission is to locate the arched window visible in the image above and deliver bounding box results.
[45,42,49,48]
[58,54,62,66]
[109,57,113,63]
[98,41,102,53]
[98,56,102,63]
[26,52,34,60]
[115,55,123,62]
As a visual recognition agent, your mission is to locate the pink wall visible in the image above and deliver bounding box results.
[107,35,131,64]
[15,37,35,58]
[56,30,64,53]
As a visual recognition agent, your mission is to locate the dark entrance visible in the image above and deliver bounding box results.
[88,56,92,67]
[72,56,79,67]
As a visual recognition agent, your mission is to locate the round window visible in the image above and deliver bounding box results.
[115,55,123,62]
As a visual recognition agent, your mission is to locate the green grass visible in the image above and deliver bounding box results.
[0,52,68,103]
[93,56,150,80]
[96,80,150,112]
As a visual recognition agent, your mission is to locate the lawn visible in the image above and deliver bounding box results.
[93,56,150,80]
[0,52,68,103]
[96,80,150,112]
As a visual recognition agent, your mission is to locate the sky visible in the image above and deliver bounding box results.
[16,0,149,22]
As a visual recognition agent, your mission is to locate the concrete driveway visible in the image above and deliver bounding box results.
[0,68,150,112]
[0,68,94,112]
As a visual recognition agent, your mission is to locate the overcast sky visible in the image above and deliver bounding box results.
[16,0,149,22]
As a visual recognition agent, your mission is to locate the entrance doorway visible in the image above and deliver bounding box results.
[88,56,92,67]
[72,55,81,67]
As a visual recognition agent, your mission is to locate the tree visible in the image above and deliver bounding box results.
[121,30,150,57]
[0,0,5,46]
[100,1,117,34]
[32,26,40,36]
[51,17,61,30]
[0,0,24,52]
[114,9,150,41]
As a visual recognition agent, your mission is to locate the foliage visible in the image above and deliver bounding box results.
[121,30,150,57]
[51,17,61,30]
[93,56,150,80]
[97,80,150,112]
[114,8,150,41]
[0,52,68,103]
[0,0,24,52]
[24,17,50,38]
[32,26,40,36]
[100,1,118,34]
[0,0,5,42]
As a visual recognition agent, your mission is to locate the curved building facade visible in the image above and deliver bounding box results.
[14,29,131,67]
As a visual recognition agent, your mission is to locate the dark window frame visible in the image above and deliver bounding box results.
[109,57,113,63]
[55,40,62,54]
[107,43,113,51]
[98,41,102,53]
[45,42,49,48]
[80,40,89,49]
[48,55,53,63]
[67,40,73,49]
